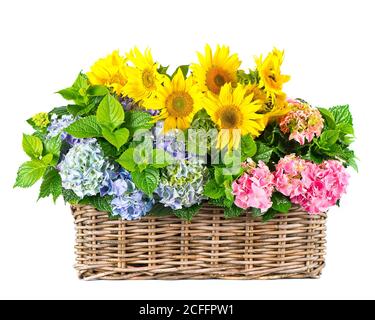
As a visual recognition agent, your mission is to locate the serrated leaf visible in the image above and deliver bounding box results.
[224,206,244,219]
[318,108,336,129]
[96,94,124,130]
[204,179,226,199]
[48,106,69,117]
[330,105,353,125]
[132,168,159,195]
[58,88,78,100]
[271,192,292,213]
[22,134,43,159]
[99,139,121,158]
[67,104,83,116]
[253,142,273,164]
[87,85,109,96]
[65,116,102,138]
[80,195,113,213]
[14,160,47,188]
[117,148,137,171]
[41,153,54,165]
[39,168,62,202]
[174,204,201,221]
[319,130,339,147]
[124,111,153,135]
[45,135,62,157]
[262,210,277,222]
[62,189,80,204]
[241,134,257,159]
[102,127,129,150]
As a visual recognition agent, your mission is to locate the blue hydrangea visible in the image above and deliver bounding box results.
[153,121,186,159]
[100,168,134,197]
[47,114,75,140]
[111,191,154,220]
[156,160,208,210]
[58,139,113,198]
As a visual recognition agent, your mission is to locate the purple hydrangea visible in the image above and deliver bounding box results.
[111,190,154,220]
[100,168,134,197]
[153,121,186,159]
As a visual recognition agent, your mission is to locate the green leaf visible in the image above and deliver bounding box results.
[96,94,124,130]
[87,85,109,96]
[65,116,102,138]
[67,104,83,116]
[41,153,54,165]
[252,208,263,217]
[80,195,113,213]
[132,167,160,195]
[337,123,354,135]
[174,204,201,221]
[124,111,153,135]
[49,106,69,117]
[72,72,89,90]
[214,167,225,184]
[45,135,62,157]
[58,88,78,101]
[117,148,137,171]
[204,179,226,199]
[253,142,273,164]
[62,189,80,204]
[22,134,43,159]
[14,160,47,188]
[330,105,353,125]
[318,108,336,129]
[271,192,292,213]
[38,168,62,202]
[102,127,129,150]
[241,134,257,159]
[171,65,190,78]
[262,209,277,222]
[224,206,244,219]
[99,139,121,158]
[149,203,174,217]
[151,149,174,168]
[319,130,339,146]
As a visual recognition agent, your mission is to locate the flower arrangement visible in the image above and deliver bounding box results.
[14,46,357,221]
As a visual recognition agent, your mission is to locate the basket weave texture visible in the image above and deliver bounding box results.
[72,204,326,280]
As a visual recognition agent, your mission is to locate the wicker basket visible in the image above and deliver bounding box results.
[72,204,326,280]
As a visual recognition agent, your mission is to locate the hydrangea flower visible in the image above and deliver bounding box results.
[100,168,134,197]
[120,96,159,116]
[58,139,112,198]
[153,121,186,159]
[111,191,154,220]
[232,161,275,212]
[47,114,75,140]
[156,160,208,210]
[292,160,350,214]
[275,155,350,214]
[279,99,324,145]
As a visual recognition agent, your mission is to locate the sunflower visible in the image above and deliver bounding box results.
[144,68,204,132]
[87,50,127,95]
[245,84,290,126]
[204,83,265,150]
[255,48,290,95]
[123,47,166,102]
[191,44,241,95]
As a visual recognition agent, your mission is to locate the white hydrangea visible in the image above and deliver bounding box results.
[58,139,112,198]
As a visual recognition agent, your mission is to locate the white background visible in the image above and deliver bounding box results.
[0,0,374,300]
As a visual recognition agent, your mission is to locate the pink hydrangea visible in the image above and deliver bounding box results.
[293,160,350,214]
[275,155,350,214]
[232,161,275,212]
[279,99,324,145]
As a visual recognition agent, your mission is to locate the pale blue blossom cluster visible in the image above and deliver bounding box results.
[156,160,208,210]
[153,121,186,160]
[47,114,75,140]
[58,139,113,198]
[100,167,154,220]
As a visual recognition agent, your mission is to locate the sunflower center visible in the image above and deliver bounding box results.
[166,92,194,117]
[142,69,155,89]
[206,67,232,94]
[218,105,243,129]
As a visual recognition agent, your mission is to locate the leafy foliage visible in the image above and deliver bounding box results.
[174,204,202,221]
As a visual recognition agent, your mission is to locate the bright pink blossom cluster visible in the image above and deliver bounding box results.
[274,155,350,214]
[279,98,324,145]
[232,155,350,215]
[232,161,275,213]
